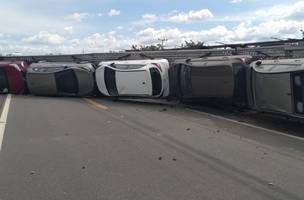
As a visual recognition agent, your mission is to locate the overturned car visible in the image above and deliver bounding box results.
[173,56,252,103]
[0,61,28,94]
[96,59,170,98]
[248,58,304,119]
[26,62,95,96]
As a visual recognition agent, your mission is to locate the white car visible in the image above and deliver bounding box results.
[96,59,170,98]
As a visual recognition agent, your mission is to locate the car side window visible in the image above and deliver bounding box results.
[0,68,9,93]
[55,69,78,94]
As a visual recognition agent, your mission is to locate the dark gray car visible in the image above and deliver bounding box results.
[26,62,95,96]
[248,59,304,118]
[174,56,252,103]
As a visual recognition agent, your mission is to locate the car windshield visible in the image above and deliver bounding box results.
[0,68,9,93]
[149,67,162,95]
[104,67,118,96]
[55,69,78,94]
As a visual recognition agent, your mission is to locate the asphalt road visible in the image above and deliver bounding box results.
[0,95,303,200]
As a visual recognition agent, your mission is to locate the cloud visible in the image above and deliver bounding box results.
[23,31,65,45]
[64,26,73,34]
[167,9,213,23]
[255,1,304,21]
[134,18,303,47]
[0,3,70,35]
[67,12,89,22]
[142,14,158,22]
[117,26,124,30]
[108,9,121,17]
[230,0,242,4]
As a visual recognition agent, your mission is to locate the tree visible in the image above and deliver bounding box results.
[181,40,205,49]
[130,44,163,51]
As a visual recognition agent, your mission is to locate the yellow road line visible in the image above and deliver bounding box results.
[84,98,108,110]
[0,94,12,151]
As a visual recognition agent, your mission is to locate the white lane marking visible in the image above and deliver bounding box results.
[187,108,304,142]
[0,94,12,151]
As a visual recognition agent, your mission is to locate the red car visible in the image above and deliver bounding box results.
[0,61,28,94]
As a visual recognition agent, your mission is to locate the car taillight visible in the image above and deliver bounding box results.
[296,102,304,113]
[294,75,302,87]
[152,63,162,72]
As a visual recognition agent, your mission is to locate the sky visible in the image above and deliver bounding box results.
[0,0,303,55]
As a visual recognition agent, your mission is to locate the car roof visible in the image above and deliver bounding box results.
[29,62,94,69]
[99,59,168,66]
[0,61,26,66]
[174,55,252,66]
[251,58,304,73]
[174,55,251,67]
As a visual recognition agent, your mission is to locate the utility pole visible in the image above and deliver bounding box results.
[158,38,168,50]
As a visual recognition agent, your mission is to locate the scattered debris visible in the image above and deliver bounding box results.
[30,170,36,175]
[160,108,168,112]
[186,128,191,131]
[65,133,69,136]
[82,166,86,170]
[263,152,268,155]
[268,182,274,186]
[172,158,177,161]
[216,130,220,133]
[158,157,162,160]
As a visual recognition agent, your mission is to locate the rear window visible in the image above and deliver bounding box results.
[104,67,118,96]
[233,63,247,100]
[150,68,162,96]
[180,65,192,96]
[55,69,78,94]
[292,72,304,114]
[0,69,9,93]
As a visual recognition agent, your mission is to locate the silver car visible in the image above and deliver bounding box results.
[248,59,304,118]
[26,62,95,96]
[174,55,252,102]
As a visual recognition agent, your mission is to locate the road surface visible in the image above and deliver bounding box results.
[0,95,303,200]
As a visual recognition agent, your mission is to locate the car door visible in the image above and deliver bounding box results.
[115,70,151,96]
[254,72,293,114]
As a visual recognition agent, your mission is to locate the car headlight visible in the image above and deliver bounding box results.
[296,102,304,113]
[294,75,302,87]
